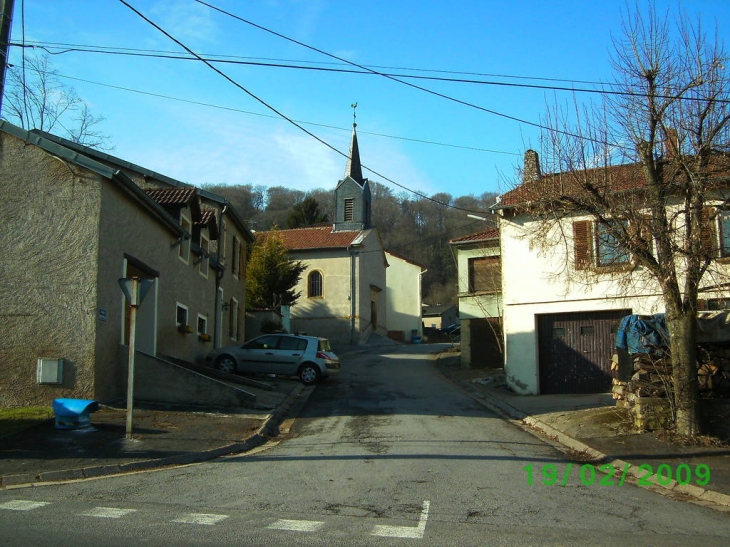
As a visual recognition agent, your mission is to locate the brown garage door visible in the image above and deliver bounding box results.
[538,310,630,394]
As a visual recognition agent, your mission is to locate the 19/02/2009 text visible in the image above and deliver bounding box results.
[523,463,711,487]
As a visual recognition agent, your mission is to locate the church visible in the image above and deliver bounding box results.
[257,125,390,345]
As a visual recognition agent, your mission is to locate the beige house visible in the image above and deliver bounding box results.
[384,251,426,343]
[0,122,254,407]
[494,150,730,395]
[449,228,503,368]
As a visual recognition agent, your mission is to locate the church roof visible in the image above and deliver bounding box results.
[257,226,368,251]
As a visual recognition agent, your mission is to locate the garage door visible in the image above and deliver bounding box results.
[538,310,630,394]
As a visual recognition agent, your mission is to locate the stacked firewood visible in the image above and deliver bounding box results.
[612,344,730,406]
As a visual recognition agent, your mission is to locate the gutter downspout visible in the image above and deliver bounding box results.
[350,249,357,345]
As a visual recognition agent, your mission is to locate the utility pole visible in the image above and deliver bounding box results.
[0,0,15,117]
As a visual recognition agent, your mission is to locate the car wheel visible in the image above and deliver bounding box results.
[298,363,321,385]
[215,355,236,374]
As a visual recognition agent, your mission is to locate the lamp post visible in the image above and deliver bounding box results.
[118,277,154,439]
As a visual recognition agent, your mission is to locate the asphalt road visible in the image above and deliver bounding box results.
[1,344,728,546]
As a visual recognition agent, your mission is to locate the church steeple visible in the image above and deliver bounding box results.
[334,105,372,232]
[344,123,364,185]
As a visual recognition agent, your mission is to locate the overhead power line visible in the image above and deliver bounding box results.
[54,72,520,156]
[117,0,490,215]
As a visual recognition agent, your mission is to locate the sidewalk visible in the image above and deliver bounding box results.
[437,353,730,510]
[0,378,308,488]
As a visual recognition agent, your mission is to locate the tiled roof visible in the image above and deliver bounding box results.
[450,228,499,244]
[499,155,730,208]
[257,226,364,250]
[145,187,197,206]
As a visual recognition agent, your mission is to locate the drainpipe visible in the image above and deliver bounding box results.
[350,249,357,345]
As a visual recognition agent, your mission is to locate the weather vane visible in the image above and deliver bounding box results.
[351,102,358,127]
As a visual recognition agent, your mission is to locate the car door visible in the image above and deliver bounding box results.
[268,335,307,375]
[233,335,280,374]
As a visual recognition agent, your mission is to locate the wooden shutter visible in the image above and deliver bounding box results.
[700,207,718,258]
[573,220,593,270]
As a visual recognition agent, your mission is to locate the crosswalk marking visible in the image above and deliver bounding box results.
[80,507,137,519]
[0,500,50,511]
[172,513,229,526]
[268,519,325,532]
[371,500,430,539]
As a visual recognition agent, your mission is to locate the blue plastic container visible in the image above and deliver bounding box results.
[51,398,100,430]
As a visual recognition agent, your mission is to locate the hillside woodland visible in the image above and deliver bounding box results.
[202,182,498,305]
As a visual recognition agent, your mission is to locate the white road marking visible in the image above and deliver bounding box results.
[268,519,325,532]
[172,513,229,525]
[371,500,430,539]
[80,507,137,519]
[0,500,50,511]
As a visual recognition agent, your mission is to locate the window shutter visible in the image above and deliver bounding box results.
[573,220,592,270]
[700,207,717,258]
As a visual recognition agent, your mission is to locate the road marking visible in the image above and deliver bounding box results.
[172,513,230,525]
[0,500,50,511]
[80,507,137,519]
[371,500,430,539]
[268,519,325,532]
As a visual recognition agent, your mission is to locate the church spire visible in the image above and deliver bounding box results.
[344,103,364,185]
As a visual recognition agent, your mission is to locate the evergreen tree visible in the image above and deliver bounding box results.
[286,196,329,229]
[246,233,306,309]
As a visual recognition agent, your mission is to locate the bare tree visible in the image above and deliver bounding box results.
[509,5,730,435]
[2,54,112,149]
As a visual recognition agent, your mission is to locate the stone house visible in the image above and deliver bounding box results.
[0,122,254,407]
[493,149,730,394]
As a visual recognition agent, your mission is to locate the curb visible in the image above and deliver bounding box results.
[436,354,730,510]
[0,383,309,489]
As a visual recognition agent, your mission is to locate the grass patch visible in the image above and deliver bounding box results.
[0,407,53,437]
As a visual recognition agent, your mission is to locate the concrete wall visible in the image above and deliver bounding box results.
[132,351,256,408]
[0,132,101,406]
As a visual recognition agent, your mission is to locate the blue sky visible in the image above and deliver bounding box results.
[5,0,729,202]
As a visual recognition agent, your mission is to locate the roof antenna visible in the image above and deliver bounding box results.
[351,102,358,128]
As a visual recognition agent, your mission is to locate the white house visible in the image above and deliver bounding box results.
[384,251,426,342]
[494,150,730,395]
[449,228,503,368]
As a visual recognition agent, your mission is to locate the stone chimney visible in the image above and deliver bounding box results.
[523,149,541,183]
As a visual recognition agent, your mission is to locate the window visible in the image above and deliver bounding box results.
[718,210,730,257]
[596,220,630,266]
[176,303,188,327]
[344,198,354,221]
[200,234,210,278]
[231,236,244,279]
[574,219,633,270]
[308,270,323,297]
[468,256,501,293]
[278,336,307,351]
[179,215,192,263]
[229,297,240,341]
[197,314,207,335]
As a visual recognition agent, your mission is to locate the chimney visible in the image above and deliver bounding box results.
[664,129,679,160]
[523,149,541,183]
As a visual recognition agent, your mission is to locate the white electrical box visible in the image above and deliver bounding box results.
[37,358,64,385]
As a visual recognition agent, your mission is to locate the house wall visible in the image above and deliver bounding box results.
[0,132,101,406]
[356,231,388,341]
[454,242,502,320]
[384,253,423,341]
[216,211,249,347]
[500,211,689,394]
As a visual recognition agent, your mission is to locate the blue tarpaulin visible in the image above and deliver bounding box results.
[615,314,669,354]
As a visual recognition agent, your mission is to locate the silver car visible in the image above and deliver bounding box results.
[205,334,340,385]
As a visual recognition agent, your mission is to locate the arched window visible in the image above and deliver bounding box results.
[308,270,323,298]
